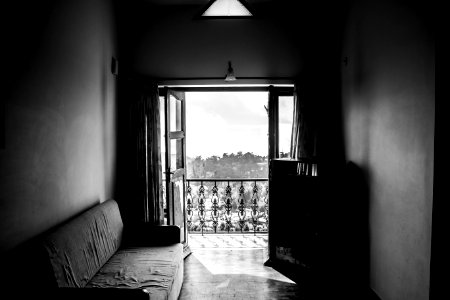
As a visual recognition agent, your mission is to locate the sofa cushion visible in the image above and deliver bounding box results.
[86,244,183,300]
[42,200,123,287]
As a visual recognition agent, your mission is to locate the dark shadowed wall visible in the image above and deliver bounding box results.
[341,0,434,299]
[0,0,118,253]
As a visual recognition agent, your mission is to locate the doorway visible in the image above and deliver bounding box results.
[160,86,293,257]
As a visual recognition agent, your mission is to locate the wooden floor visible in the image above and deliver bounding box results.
[179,234,376,300]
[179,248,306,300]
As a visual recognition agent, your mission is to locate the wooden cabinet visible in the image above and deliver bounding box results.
[268,158,321,273]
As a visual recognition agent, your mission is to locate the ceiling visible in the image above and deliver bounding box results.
[119,0,345,82]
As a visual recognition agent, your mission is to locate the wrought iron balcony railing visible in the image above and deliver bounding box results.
[186,179,268,235]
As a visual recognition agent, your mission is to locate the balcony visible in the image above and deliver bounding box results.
[186,179,268,235]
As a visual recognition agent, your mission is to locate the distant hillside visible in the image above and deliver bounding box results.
[187,151,269,179]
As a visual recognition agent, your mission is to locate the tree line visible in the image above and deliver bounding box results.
[187,151,269,178]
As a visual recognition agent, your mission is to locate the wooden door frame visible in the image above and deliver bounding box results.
[161,85,294,257]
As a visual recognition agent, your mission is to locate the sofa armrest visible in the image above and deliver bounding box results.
[122,224,181,247]
[48,287,150,300]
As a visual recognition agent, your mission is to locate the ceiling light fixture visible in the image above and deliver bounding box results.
[200,0,254,18]
[225,61,237,82]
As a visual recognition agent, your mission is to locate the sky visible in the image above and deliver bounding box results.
[185,92,293,158]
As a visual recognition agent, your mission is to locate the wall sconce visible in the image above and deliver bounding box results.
[224,61,236,81]
[111,57,119,76]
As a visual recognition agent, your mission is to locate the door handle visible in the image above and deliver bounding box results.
[164,171,175,175]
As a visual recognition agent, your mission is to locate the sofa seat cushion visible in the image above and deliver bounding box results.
[86,244,183,299]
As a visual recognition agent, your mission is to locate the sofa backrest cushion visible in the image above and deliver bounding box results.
[42,199,123,287]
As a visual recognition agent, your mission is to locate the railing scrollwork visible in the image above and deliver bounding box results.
[198,183,206,234]
[186,178,268,235]
[250,182,259,235]
[224,183,233,233]
[211,183,219,233]
[186,184,193,228]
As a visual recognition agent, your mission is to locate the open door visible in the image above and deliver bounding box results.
[268,86,322,283]
[267,86,295,266]
[162,88,190,257]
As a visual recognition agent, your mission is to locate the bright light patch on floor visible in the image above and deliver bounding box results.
[193,249,295,283]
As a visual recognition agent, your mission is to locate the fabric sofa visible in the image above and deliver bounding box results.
[31,199,183,299]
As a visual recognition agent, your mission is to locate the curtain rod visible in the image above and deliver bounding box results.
[155,76,295,81]
[155,77,296,86]
[119,73,296,87]
[154,77,295,80]
[157,86,294,93]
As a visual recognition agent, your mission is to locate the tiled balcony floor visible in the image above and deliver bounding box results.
[188,233,268,249]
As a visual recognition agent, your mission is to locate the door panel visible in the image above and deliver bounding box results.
[267,86,294,265]
[163,88,188,246]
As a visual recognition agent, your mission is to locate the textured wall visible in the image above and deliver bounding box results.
[341,1,434,299]
[0,0,118,253]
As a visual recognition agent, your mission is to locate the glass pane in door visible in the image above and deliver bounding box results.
[160,96,168,224]
[173,177,185,243]
[170,95,182,132]
[170,139,178,171]
[278,96,294,158]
